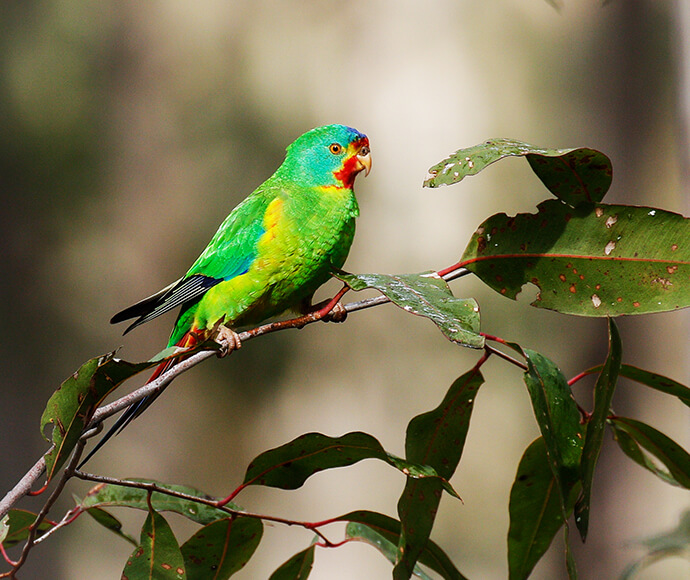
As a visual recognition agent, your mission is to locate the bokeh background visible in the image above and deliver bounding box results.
[2,1,690,578]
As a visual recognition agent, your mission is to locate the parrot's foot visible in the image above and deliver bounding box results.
[216,326,242,357]
[323,302,347,323]
[308,298,348,323]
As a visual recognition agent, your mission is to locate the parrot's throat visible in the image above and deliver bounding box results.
[333,154,361,189]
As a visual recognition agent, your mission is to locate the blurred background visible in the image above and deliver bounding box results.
[2,1,689,578]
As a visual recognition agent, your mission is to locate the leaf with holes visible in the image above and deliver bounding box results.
[461,200,690,316]
[181,517,262,580]
[335,271,483,348]
[423,138,611,206]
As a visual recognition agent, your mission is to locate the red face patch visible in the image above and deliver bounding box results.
[333,137,370,188]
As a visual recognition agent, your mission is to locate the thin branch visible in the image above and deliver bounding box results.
[73,471,338,545]
[0,265,473,521]
[484,344,528,371]
[3,440,86,578]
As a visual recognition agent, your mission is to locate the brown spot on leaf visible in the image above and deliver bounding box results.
[671,244,678,251]
[595,207,604,217]
[559,274,567,282]
[569,284,577,293]
[633,301,641,308]
[667,265,678,274]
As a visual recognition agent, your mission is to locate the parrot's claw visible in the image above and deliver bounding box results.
[216,326,242,357]
[323,302,347,323]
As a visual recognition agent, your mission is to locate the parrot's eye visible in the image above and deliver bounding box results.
[329,143,343,155]
[359,145,370,156]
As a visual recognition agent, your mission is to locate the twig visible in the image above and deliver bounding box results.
[73,471,338,546]
[2,440,86,577]
[0,266,473,520]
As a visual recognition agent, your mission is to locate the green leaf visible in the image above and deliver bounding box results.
[346,522,433,580]
[241,431,458,496]
[82,504,137,546]
[338,510,467,580]
[512,345,583,500]
[588,364,690,407]
[0,515,8,545]
[181,517,262,580]
[123,505,185,580]
[508,438,579,580]
[395,369,483,579]
[268,545,316,580]
[334,271,484,348]
[461,200,690,317]
[610,417,690,488]
[0,509,53,548]
[79,480,235,525]
[575,318,621,540]
[423,138,612,206]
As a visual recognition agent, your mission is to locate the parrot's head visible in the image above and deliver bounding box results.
[280,124,371,189]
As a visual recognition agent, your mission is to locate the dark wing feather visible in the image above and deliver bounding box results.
[111,274,222,334]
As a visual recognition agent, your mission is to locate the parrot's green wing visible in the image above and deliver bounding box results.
[111,188,275,334]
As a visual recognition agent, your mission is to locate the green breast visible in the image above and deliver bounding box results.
[175,183,359,341]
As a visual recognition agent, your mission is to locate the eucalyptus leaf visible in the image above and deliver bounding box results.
[335,271,483,348]
[424,138,611,207]
[123,506,185,580]
[575,318,621,540]
[462,200,690,316]
[268,545,315,580]
[181,517,262,580]
[395,369,483,579]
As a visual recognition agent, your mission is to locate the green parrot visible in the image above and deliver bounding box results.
[81,124,371,464]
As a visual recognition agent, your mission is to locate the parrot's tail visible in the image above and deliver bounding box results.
[77,330,200,469]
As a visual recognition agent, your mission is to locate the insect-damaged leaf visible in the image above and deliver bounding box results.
[240,432,458,498]
[335,271,483,348]
[462,200,690,316]
[395,369,483,580]
[123,506,185,580]
[339,511,467,580]
[423,138,612,207]
[181,517,262,580]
